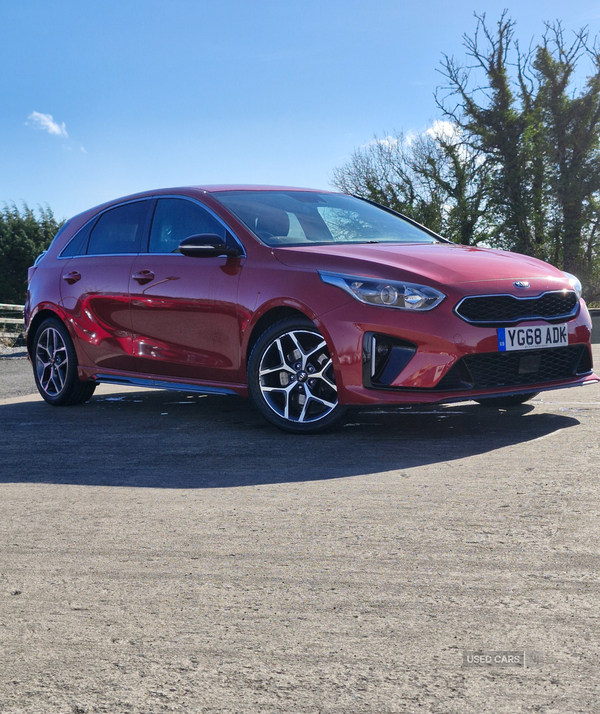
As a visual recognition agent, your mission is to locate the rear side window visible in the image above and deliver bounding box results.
[60,221,93,257]
[87,201,148,255]
[149,198,226,253]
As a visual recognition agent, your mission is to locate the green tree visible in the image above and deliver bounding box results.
[0,204,63,304]
[333,12,600,300]
[437,12,600,293]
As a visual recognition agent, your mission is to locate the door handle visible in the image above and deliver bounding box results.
[62,271,81,284]
[132,270,155,284]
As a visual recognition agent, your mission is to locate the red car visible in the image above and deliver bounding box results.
[25,185,598,433]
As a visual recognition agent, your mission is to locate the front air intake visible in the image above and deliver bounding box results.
[436,344,589,391]
[363,333,417,388]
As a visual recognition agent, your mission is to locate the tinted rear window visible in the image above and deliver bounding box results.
[87,201,148,255]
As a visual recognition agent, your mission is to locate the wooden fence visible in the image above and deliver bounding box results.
[591,308,600,345]
[0,303,25,339]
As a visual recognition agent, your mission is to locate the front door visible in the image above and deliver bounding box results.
[129,197,244,383]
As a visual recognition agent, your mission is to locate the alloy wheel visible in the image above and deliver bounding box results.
[258,328,338,424]
[35,326,69,397]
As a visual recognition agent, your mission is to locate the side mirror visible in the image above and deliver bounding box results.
[178,234,241,258]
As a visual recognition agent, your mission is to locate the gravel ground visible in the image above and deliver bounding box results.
[0,350,599,713]
[0,349,32,399]
[0,345,27,358]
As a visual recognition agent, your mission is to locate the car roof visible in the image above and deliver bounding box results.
[63,185,340,230]
[196,185,334,193]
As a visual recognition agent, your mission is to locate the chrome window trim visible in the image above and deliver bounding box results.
[57,253,142,260]
[454,289,579,325]
[57,194,246,260]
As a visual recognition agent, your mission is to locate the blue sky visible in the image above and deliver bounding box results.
[2,0,599,220]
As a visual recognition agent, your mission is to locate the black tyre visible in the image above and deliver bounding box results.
[32,317,96,406]
[247,318,345,434]
[475,392,539,407]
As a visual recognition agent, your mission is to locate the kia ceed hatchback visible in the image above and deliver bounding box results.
[25,185,598,433]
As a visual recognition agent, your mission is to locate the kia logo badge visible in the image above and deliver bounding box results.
[514,281,530,288]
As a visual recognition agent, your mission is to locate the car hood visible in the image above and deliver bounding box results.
[272,242,568,288]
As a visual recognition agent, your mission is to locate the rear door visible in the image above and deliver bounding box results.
[59,200,150,371]
[129,197,244,383]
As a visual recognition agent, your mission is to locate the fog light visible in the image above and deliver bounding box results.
[363,333,417,387]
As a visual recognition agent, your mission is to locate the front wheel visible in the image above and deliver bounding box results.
[32,318,96,406]
[247,318,345,433]
[475,392,539,407]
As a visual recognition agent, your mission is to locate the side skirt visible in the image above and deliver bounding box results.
[92,373,239,397]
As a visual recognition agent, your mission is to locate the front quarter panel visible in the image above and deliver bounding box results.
[238,251,353,361]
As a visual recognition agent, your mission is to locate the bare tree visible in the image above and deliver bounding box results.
[332,126,492,246]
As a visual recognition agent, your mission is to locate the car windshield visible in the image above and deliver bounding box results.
[214,191,440,246]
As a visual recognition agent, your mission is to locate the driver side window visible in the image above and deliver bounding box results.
[149,198,227,253]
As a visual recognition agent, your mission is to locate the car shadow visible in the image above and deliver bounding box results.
[0,390,578,488]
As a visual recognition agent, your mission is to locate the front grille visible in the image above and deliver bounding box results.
[437,345,590,391]
[455,291,578,326]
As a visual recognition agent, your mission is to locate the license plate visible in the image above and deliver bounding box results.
[498,325,568,352]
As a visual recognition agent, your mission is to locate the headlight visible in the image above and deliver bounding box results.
[319,271,445,311]
[563,271,582,299]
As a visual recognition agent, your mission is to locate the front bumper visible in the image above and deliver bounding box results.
[317,297,598,406]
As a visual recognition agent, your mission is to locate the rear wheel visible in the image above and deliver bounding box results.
[248,318,345,433]
[475,392,539,407]
[33,318,96,406]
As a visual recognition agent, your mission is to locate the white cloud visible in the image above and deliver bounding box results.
[27,111,68,138]
[425,120,459,141]
[359,121,461,154]
[361,135,400,149]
